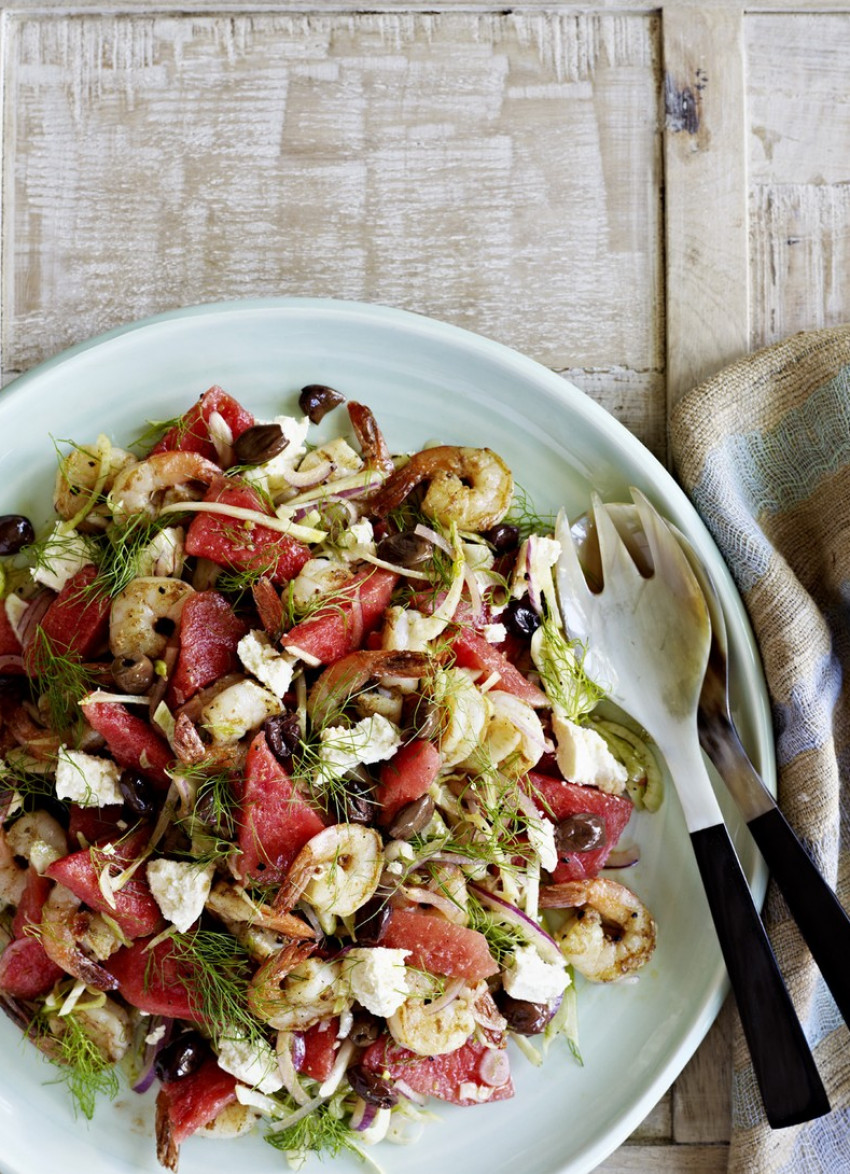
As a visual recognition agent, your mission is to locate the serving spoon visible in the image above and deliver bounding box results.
[556,489,829,1128]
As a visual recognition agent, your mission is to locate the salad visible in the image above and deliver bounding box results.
[0,384,661,1170]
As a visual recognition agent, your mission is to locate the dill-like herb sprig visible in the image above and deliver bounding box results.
[34,1011,121,1119]
[166,928,263,1048]
[534,616,604,722]
[27,627,102,741]
[91,513,188,598]
[503,482,555,541]
[465,889,526,965]
[265,1102,363,1162]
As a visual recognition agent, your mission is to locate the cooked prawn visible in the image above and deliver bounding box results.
[370,445,513,531]
[109,576,195,661]
[307,649,431,728]
[546,877,656,982]
[387,972,478,1056]
[246,941,321,1026]
[109,451,220,522]
[275,824,383,922]
[205,879,315,941]
[347,402,395,475]
[39,883,119,992]
[54,440,136,530]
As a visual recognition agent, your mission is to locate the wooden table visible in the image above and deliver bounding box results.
[5,1,848,1168]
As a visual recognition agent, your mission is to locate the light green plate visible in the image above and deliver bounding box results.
[0,300,773,1174]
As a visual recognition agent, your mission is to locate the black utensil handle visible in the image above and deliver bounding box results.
[690,823,830,1128]
[748,805,850,1029]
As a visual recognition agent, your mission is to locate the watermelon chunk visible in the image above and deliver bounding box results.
[450,627,547,708]
[527,771,633,882]
[83,700,173,786]
[0,936,65,999]
[381,908,498,981]
[67,803,125,848]
[156,1057,238,1167]
[184,481,310,586]
[149,385,255,465]
[376,740,442,825]
[282,567,397,665]
[168,590,248,706]
[11,868,54,938]
[107,935,201,1020]
[361,1034,513,1107]
[236,732,326,884]
[23,566,110,676]
[45,829,164,940]
[297,1017,340,1082]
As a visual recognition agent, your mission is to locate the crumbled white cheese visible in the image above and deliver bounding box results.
[31,524,93,593]
[137,526,185,578]
[55,748,122,808]
[482,622,507,645]
[551,711,628,794]
[145,1024,167,1047]
[342,948,410,1018]
[318,714,402,781]
[337,517,376,557]
[458,1082,496,1103]
[237,630,296,699]
[525,813,559,871]
[503,945,570,1004]
[201,679,282,743]
[146,858,215,933]
[217,1031,283,1094]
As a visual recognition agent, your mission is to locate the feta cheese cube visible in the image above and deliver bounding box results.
[146,858,214,933]
[217,1031,283,1094]
[318,715,402,782]
[525,813,558,871]
[237,630,296,699]
[552,711,628,794]
[502,945,570,1004]
[31,524,94,593]
[55,748,122,808]
[243,415,310,494]
[342,947,410,1018]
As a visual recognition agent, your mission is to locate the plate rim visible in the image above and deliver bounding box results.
[0,296,775,1174]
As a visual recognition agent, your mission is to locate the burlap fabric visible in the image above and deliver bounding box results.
[671,327,850,1172]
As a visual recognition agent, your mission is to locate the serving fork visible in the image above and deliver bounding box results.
[555,490,829,1128]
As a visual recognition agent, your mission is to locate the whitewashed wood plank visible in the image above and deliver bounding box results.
[662,8,749,404]
[596,1143,728,1173]
[2,8,664,434]
[672,996,734,1144]
[747,13,850,187]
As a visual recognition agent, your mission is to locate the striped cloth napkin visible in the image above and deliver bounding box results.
[670,327,850,1173]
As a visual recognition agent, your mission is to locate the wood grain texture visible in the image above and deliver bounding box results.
[2,8,665,451]
[596,1144,729,1173]
[662,8,749,404]
[746,12,850,348]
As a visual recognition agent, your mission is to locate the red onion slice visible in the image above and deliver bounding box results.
[132,1017,173,1094]
[16,589,54,651]
[478,1048,511,1088]
[350,1097,379,1131]
[468,882,563,966]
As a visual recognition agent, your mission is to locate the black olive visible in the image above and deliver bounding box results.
[0,515,34,556]
[299,384,345,424]
[376,532,433,569]
[348,1010,381,1048]
[555,812,607,856]
[264,712,302,762]
[118,770,157,819]
[387,794,434,841]
[233,423,289,465]
[331,777,376,825]
[111,654,155,695]
[354,894,391,946]
[482,523,520,553]
[503,597,542,639]
[346,1064,397,1108]
[154,1033,209,1083]
[496,992,553,1035]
